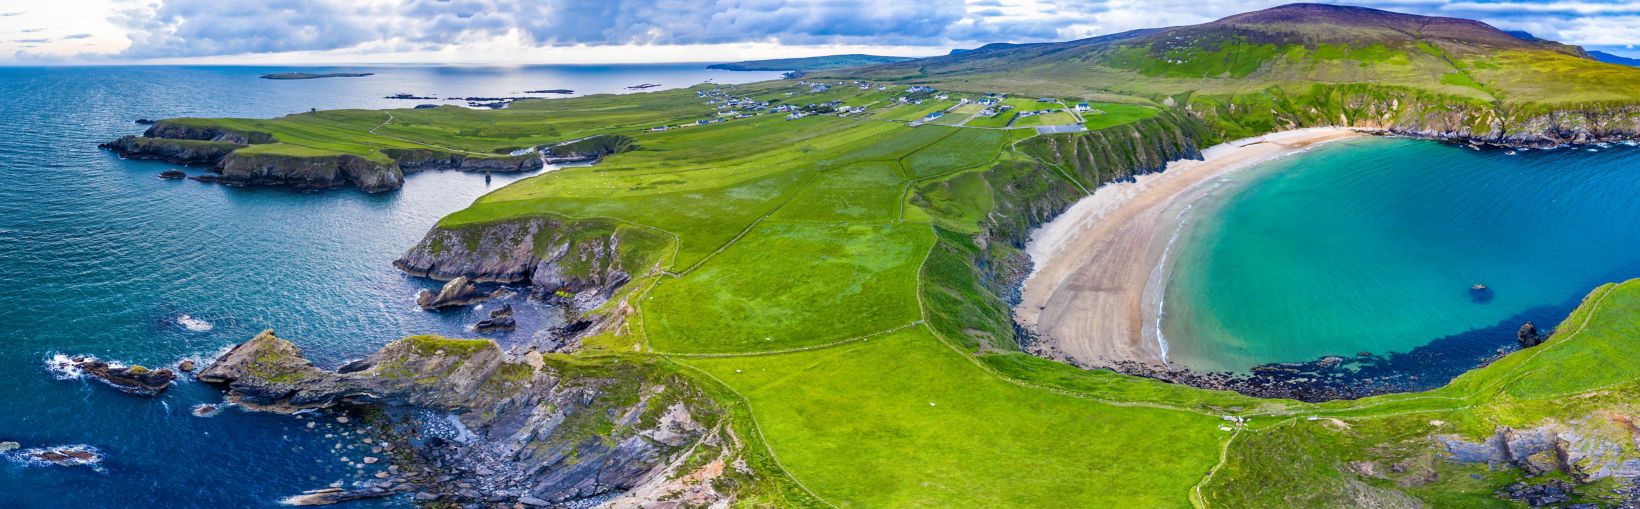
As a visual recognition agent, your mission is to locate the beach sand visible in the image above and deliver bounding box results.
[1014,127,1370,367]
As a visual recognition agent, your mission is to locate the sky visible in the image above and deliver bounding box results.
[1,0,1637,65]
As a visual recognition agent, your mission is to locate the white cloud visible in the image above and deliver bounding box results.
[3,0,1640,63]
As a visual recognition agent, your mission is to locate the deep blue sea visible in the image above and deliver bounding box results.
[0,64,779,507]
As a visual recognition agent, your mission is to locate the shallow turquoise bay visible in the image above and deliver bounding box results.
[1163,137,1640,373]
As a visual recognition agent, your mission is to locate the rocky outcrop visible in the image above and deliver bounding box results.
[1189,84,1640,148]
[1518,321,1546,348]
[382,148,543,173]
[475,304,516,332]
[541,134,637,164]
[51,355,177,396]
[141,120,277,145]
[199,330,727,507]
[415,276,499,310]
[394,217,655,312]
[196,150,404,193]
[98,136,243,165]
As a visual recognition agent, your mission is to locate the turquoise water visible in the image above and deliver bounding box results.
[1163,137,1640,374]
[0,65,778,507]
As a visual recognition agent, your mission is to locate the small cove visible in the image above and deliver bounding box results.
[1160,137,1640,388]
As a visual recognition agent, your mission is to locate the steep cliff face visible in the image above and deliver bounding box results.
[915,110,1212,351]
[383,148,543,173]
[1190,84,1640,147]
[395,217,667,313]
[199,151,404,193]
[199,331,734,507]
[541,134,638,164]
[97,136,244,165]
[142,120,277,145]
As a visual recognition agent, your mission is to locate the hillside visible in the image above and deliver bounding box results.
[707,54,915,72]
[1593,50,1640,67]
[835,3,1640,140]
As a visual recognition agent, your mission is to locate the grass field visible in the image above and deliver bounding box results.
[683,327,1226,508]
[1082,102,1161,130]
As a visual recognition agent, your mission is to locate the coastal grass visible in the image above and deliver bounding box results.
[681,327,1226,508]
[643,222,932,354]
[1082,102,1160,130]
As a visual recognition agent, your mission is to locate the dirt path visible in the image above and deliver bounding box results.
[1014,128,1370,367]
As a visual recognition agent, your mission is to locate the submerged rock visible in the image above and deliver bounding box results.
[416,276,498,310]
[16,445,103,467]
[475,304,516,332]
[158,169,187,179]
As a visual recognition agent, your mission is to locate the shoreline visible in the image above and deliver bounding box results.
[1014,127,1372,369]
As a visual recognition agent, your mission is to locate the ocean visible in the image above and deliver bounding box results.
[1162,136,1640,380]
[0,64,779,507]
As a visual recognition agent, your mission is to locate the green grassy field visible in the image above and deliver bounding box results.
[1081,102,1160,130]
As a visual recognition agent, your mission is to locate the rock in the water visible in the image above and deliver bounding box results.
[416,276,497,310]
[178,359,196,372]
[474,315,516,333]
[55,356,176,396]
[1518,321,1545,348]
[280,487,392,506]
[158,169,187,180]
[0,442,17,452]
[20,445,102,467]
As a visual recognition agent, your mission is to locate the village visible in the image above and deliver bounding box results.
[642,78,1106,134]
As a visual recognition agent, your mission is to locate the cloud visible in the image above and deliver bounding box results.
[14,38,50,43]
[0,12,24,17]
[62,33,90,39]
[76,0,1640,61]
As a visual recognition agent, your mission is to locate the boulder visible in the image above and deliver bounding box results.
[158,169,187,179]
[58,356,176,396]
[178,359,196,372]
[416,276,497,310]
[1518,321,1545,348]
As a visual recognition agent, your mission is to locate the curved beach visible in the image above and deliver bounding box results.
[1014,127,1369,368]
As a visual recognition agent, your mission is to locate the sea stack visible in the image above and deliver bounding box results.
[1517,321,1545,348]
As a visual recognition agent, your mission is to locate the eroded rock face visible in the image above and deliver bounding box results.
[394,217,643,311]
[201,151,404,193]
[198,330,725,507]
[415,276,498,310]
[1518,321,1545,348]
[98,136,243,165]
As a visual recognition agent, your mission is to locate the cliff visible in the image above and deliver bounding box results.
[197,150,405,193]
[198,330,743,507]
[99,120,543,193]
[382,148,543,173]
[540,134,637,164]
[395,217,668,313]
[914,109,1212,351]
[97,136,243,165]
[1189,84,1640,147]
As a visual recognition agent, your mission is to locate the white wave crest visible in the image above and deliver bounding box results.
[177,314,214,332]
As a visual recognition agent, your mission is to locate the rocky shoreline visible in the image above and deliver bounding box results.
[197,330,748,507]
[99,120,543,193]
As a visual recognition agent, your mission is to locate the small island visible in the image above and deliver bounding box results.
[259,72,375,80]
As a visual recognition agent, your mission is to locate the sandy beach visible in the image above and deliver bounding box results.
[1014,127,1370,367]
